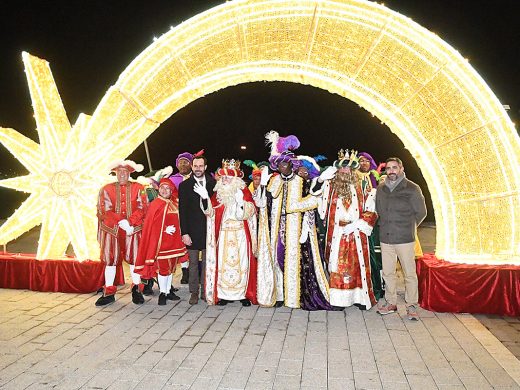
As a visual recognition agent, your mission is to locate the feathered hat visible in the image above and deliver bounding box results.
[376,162,386,173]
[192,149,205,159]
[297,155,326,179]
[139,165,173,187]
[265,130,302,171]
[243,160,262,179]
[108,159,144,173]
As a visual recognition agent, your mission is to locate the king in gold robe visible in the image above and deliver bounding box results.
[201,162,258,306]
[255,155,330,309]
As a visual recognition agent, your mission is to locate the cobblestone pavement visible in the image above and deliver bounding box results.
[1,285,519,390]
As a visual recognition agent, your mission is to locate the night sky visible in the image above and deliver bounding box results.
[1,1,519,221]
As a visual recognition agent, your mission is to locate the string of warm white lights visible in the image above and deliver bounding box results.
[0,0,519,263]
[0,54,114,260]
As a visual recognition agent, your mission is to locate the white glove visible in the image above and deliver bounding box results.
[193,182,209,199]
[342,221,356,236]
[125,226,135,236]
[356,219,373,236]
[319,166,337,182]
[260,166,272,186]
[234,189,244,206]
[118,219,130,231]
[253,190,266,209]
[165,225,176,235]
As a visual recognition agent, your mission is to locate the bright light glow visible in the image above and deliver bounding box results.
[1,0,519,264]
[0,53,115,260]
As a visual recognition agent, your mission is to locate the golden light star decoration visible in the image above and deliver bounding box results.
[0,52,115,260]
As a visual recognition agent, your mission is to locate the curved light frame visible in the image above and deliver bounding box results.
[1,0,519,263]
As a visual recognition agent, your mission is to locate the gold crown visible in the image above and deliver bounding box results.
[335,149,359,168]
[221,159,241,170]
[337,149,347,160]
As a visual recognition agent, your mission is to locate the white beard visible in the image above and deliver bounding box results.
[214,177,245,206]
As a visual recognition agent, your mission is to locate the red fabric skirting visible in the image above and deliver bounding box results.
[417,253,520,317]
[0,253,125,293]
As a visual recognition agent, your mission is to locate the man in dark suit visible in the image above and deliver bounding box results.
[179,154,216,305]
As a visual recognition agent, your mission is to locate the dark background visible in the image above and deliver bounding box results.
[1,1,519,222]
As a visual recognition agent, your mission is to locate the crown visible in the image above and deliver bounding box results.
[222,159,241,170]
[335,149,359,169]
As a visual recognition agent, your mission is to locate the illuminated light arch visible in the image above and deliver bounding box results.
[1,0,519,263]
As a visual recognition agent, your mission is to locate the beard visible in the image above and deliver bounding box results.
[214,177,246,206]
[386,172,398,181]
[193,169,205,178]
[332,171,359,199]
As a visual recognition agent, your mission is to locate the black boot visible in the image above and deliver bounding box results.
[132,285,145,304]
[158,293,167,305]
[166,286,180,301]
[95,294,115,307]
[142,279,154,296]
[180,268,189,284]
[217,299,229,306]
[240,299,251,307]
[274,301,284,308]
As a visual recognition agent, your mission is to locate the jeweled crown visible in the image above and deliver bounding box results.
[221,159,241,170]
[335,149,359,169]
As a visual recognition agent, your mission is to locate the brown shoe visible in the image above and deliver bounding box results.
[189,292,198,305]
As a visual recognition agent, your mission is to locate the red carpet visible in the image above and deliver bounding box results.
[417,254,520,316]
[0,253,124,293]
[2,252,518,315]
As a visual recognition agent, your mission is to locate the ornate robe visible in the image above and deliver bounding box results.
[256,174,330,308]
[204,188,258,305]
[315,180,377,308]
[134,196,187,279]
[97,181,147,265]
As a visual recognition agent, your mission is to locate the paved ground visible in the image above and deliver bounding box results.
[1,285,519,390]
[475,315,520,360]
[1,223,519,389]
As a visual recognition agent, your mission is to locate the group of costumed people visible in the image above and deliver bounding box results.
[95,131,422,312]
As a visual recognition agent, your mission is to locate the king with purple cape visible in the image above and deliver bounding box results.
[254,132,332,310]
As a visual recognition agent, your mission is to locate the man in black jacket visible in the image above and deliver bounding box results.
[375,157,427,321]
[179,154,216,305]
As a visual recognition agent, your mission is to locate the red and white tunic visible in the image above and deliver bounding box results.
[134,196,188,278]
[97,182,147,266]
[317,181,378,308]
